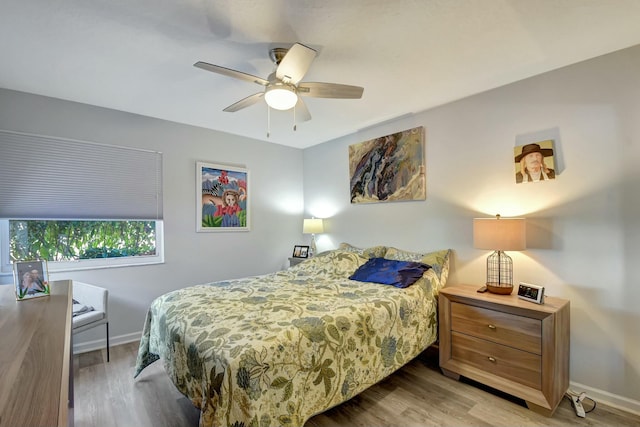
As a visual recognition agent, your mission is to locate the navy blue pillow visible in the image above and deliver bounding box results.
[349,257,431,288]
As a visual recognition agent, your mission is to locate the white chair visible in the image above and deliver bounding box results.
[72,281,110,362]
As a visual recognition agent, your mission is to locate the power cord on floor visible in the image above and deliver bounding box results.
[565,389,596,418]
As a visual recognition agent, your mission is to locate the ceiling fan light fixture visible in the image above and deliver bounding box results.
[195,42,363,122]
[265,84,298,110]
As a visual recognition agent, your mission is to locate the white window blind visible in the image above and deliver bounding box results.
[0,130,163,220]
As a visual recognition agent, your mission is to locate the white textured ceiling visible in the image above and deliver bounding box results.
[2,0,640,148]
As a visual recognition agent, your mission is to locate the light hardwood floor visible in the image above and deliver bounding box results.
[73,342,639,427]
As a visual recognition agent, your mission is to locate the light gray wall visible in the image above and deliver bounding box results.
[0,87,305,347]
[2,44,638,413]
[303,45,640,410]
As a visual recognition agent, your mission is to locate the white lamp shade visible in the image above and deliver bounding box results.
[265,85,298,110]
[303,218,324,234]
[473,217,526,251]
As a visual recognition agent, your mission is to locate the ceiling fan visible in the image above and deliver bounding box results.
[194,43,364,130]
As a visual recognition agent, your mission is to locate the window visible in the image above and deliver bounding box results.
[1,219,163,273]
[10,220,157,261]
[0,130,164,274]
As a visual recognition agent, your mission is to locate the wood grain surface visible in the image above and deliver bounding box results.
[0,280,72,427]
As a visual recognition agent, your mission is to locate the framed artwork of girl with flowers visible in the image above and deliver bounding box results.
[197,162,250,232]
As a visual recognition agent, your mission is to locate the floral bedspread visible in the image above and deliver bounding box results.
[134,249,450,427]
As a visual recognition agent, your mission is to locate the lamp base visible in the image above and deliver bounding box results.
[309,234,317,257]
[486,284,514,295]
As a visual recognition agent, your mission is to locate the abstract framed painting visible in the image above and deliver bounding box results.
[197,162,250,232]
[349,126,426,203]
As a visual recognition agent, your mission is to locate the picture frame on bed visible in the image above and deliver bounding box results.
[292,245,309,258]
[197,161,250,232]
[13,260,50,301]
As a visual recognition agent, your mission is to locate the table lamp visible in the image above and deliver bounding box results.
[473,214,526,294]
[303,218,324,257]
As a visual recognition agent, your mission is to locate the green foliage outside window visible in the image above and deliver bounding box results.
[10,220,156,262]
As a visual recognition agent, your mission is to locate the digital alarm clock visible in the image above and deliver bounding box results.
[517,282,545,304]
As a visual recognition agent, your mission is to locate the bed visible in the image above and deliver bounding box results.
[134,245,451,427]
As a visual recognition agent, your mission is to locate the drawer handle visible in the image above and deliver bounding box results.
[488,356,496,363]
[488,324,497,330]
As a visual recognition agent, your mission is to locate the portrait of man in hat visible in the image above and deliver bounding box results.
[514,140,556,183]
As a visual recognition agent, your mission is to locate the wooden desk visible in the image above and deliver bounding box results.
[0,280,73,427]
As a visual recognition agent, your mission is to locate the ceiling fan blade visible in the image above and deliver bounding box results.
[298,82,364,99]
[276,43,317,85]
[223,92,264,112]
[294,97,311,122]
[194,61,269,86]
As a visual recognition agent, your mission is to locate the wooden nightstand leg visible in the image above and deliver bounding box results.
[441,367,461,381]
[525,401,554,417]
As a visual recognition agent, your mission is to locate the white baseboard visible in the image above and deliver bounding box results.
[73,331,141,355]
[569,381,640,417]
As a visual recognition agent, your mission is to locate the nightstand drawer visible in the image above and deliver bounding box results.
[452,332,542,389]
[451,302,541,354]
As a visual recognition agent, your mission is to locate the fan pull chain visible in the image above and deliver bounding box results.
[267,105,271,138]
[293,105,297,131]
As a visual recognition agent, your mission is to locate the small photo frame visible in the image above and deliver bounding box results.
[517,282,545,304]
[13,260,50,301]
[292,245,310,258]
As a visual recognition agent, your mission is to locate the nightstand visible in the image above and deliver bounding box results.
[288,257,306,267]
[438,284,570,416]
